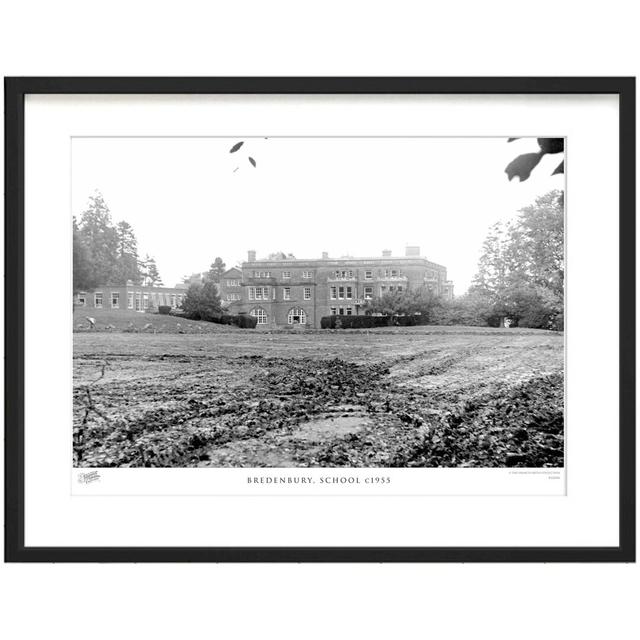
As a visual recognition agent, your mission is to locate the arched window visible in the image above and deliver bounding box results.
[250,307,268,325]
[287,308,306,325]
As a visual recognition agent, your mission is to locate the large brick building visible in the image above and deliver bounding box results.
[221,246,453,328]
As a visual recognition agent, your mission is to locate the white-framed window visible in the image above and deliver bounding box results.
[143,293,149,309]
[248,286,269,300]
[330,286,337,300]
[227,293,240,301]
[226,279,240,287]
[253,271,271,278]
[282,271,291,279]
[391,269,398,277]
[335,270,353,279]
[94,292,103,308]
[364,286,373,299]
[338,307,345,315]
[345,286,352,299]
[330,307,337,315]
[77,293,86,306]
[302,271,312,279]
[127,292,134,309]
[170,294,176,308]
[283,287,291,300]
[287,308,306,324]
[250,307,268,324]
[135,292,142,311]
[303,287,311,300]
[111,292,119,308]
[346,307,353,315]
[338,286,345,300]
[364,270,372,280]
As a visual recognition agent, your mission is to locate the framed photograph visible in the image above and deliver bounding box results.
[4,77,635,562]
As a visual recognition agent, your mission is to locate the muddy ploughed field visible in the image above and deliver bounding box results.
[73,327,564,468]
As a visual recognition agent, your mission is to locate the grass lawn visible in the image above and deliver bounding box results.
[73,307,242,333]
[73,326,564,468]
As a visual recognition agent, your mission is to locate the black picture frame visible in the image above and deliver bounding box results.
[4,77,635,563]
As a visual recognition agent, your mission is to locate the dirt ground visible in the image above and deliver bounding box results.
[73,327,564,468]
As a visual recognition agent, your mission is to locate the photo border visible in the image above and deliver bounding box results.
[4,77,635,562]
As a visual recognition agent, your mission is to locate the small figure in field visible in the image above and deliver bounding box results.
[85,316,96,329]
[127,321,137,332]
[105,324,116,331]
[176,322,185,334]
[143,323,154,332]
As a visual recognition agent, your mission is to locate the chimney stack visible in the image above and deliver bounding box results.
[247,250,256,262]
[322,251,329,259]
[382,249,392,258]
[405,246,420,257]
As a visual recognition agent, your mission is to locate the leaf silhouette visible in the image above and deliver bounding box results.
[537,138,564,154]
[552,160,564,176]
[229,141,244,153]
[504,152,544,182]
[248,157,256,168]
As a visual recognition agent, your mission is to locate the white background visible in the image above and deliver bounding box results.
[1,1,638,639]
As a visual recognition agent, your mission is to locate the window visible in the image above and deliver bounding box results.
[397,285,403,293]
[364,286,373,299]
[77,293,86,306]
[283,287,291,300]
[94,292,103,308]
[338,286,345,300]
[250,308,268,324]
[335,270,353,279]
[330,307,337,315]
[170,294,176,308]
[248,287,269,300]
[391,269,398,277]
[127,292,134,309]
[338,307,345,315]
[345,286,352,299]
[226,279,240,287]
[303,287,311,300]
[346,307,353,316]
[364,270,372,280]
[227,293,240,301]
[143,293,149,310]
[287,308,306,324]
[135,292,141,311]
[302,271,312,279]
[253,271,271,278]
[282,271,291,279]
[330,286,337,300]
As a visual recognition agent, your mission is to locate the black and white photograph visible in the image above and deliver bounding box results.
[72,135,565,470]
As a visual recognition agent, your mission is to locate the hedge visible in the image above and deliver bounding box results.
[320,314,432,329]
[158,305,172,315]
[207,313,258,329]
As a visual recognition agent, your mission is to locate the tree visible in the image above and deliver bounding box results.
[114,220,142,284]
[266,252,295,260]
[73,216,96,293]
[206,257,226,283]
[470,190,564,329]
[141,254,163,286]
[181,281,222,320]
[77,192,120,286]
[364,286,441,319]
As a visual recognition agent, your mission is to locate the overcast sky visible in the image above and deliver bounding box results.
[71,137,564,293]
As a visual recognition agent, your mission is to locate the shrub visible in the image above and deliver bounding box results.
[158,305,171,315]
[321,315,393,329]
